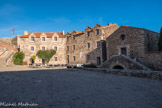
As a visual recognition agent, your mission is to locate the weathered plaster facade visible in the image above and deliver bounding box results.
[17,31,66,65]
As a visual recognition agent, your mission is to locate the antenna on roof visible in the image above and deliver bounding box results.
[11,27,15,37]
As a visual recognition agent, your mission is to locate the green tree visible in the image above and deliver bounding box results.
[158,27,162,51]
[12,52,25,65]
[31,55,36,63]
[36,50,56,63]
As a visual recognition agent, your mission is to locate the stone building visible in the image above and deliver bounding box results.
[103,26,162,70]
[17,31,66,65]
[66,23,119,66]
[1,22,161,70]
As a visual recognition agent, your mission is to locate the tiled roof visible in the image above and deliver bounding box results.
[0,42,17,51]
[19,32,65,38]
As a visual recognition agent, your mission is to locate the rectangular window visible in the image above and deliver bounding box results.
[42,47,45,51]
[88,43,90,49]
[42,37,45,41]
[87,55,90,60]
[121,47,127,55]
[73,56,75,61]
[67,55,69,64]
[87,31,90,37]
[97,57,101,65]
[31,37,35,41]
[97,41,100,48]
[54,37,57,41]
[73,36,75,40]
[67,46,69,51]
[54,46,57,51]
[96,29,100,35]
[73,45,75,50]
[31,46,34,51]
[67,36,69,41]
[54,57,57,61]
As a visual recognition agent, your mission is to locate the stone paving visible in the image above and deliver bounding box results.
[0,68,162,108]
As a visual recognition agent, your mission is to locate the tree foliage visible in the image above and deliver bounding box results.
[158,27,162,51]
[12,52,25,65]
[36,50,56,63]
[31,55,36,62]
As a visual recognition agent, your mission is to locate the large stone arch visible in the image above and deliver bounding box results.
[102,55,150,70]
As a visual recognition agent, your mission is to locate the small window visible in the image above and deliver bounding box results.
[67,46,69,51]
[87,55,90,60]
[31,46,34,51]
[96,29,100,35]
[54,46,57,51]
[31,37,35,41]
[67,55,69,63]
[73,45,75,50]
[67,36,69,41]
[97,41,100,48]
[73,56,75,61]
[73,36,75,40]
[42,47,45,51]
[87,31,90,37]
[121,47,127,55]
[54,37,57,41]
[120,34,126,40]
[54,57,57,61]
[42,37,45,41]
[88,43,90,49]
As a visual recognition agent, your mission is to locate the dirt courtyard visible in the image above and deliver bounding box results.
[0,68,162,108]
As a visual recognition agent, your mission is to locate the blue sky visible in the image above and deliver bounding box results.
[0,0,162,38]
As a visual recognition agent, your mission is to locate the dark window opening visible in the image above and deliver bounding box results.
[97,41,100,48]
[73,45,75,50]
[31,37,35,41]
[87,55,90,60]
[73,36,75,40]
[96,29,100,35]
[73,56,75,61]
[121,47,127,55]
[120,34,126,40]
[97,57,101,65]
[88,43,90,49]
[87,31,90,37]
[54,37,57,41]
[42,37,45,41]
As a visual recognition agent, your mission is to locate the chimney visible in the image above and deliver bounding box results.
[62,30,64,35]
[24,31,28,35]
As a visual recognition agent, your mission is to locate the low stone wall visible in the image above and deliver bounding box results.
[81,68,162,81]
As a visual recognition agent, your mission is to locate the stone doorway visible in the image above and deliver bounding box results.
[42,59,45,65]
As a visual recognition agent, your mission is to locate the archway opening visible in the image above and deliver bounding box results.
[113,65,124,69]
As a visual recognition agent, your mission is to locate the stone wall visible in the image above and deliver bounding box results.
[18,32,66,65]
[105,26,161,70]
[140,52,162,70]
[66,24,119,65]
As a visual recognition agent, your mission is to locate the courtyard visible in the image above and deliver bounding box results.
[0,68,162,108]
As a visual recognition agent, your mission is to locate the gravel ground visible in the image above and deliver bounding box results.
[0,69,162,108]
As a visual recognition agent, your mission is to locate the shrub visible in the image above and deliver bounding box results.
[12,52,25,65]
[84,64,97,68]
[36,50,56,63]
[31,55,36,62]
